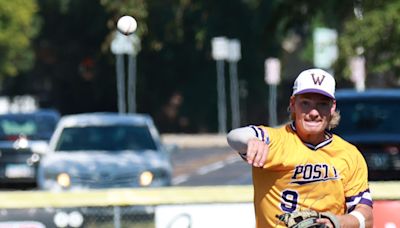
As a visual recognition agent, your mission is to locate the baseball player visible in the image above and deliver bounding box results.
[227,68,373,228]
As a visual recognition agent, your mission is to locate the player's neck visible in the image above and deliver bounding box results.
[290,121,331,146]
[298,133,325,146]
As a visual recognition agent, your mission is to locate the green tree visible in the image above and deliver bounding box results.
[0,0,39,80]
[339,0,400,86]
[12,0,388,132]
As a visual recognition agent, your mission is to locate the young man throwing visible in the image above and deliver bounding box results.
[227,68,373,228]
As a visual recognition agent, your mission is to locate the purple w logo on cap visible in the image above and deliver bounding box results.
[311,74,326,86]
[292,68,336,99]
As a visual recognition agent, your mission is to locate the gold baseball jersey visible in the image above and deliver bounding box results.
[249,123,373,228]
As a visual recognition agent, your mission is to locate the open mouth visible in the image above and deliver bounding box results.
[304,120,322,127]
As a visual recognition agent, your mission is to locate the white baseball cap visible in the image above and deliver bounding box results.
[292,68,336,99]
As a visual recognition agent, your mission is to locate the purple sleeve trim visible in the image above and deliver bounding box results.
[360,198,373,207]
[259,127,265,141]
[249,125,269,144]
[347,205,356,213]
[250,125,258,138]
[345,188,370,202]
[345,188,373,213]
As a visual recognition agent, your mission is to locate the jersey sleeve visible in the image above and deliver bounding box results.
[236,124,295,169]
[256,125,289,169]
[343,144,373,212]
[248,125,270,143]
[227,125,269,160]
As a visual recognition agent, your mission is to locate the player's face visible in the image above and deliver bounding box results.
[290,93,336,138]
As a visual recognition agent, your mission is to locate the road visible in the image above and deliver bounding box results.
[170,146,252,186]
[1,134,252,190]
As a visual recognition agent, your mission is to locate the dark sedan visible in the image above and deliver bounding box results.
[0,109,60,188]
[333,89,400,181]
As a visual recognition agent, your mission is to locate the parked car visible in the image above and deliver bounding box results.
[37,112,173,191]
[333,89,400,181]
[0,109,60,188]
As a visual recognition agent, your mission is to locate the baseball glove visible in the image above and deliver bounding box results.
[276,210,340,228]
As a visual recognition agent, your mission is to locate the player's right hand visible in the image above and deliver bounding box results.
[246,138,269,167]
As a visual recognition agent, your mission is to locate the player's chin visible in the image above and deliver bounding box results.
[303,121,325,133]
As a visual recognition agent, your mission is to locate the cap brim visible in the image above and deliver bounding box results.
[294,88,335,99]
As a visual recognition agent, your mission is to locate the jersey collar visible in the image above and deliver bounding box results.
[290,122,333,150]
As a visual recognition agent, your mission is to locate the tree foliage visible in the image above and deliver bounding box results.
[339,0,400,83]
[2,0,400,132]
[0,0,39,79]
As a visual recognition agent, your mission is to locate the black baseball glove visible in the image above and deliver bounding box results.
[276,210,340,228]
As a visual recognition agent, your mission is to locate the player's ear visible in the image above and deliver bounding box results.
[330,99,337,114]
[289,96,296,112]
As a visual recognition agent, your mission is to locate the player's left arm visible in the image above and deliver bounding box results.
[317,204,373,228]
[344,144,373,227]
[344,204,373,228]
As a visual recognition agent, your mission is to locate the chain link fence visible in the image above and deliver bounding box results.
[0,185,254,228]
[80,206,155,228]
[1,205,156,228]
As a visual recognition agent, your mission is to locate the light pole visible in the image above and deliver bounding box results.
[115,53,126,113]
[264,58,281,127]
[127,35,141,113]
[227,39,241,129]
[211,37,229,134]
[110,31,141,114]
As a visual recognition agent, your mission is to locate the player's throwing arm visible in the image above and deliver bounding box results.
[227,126,269,168]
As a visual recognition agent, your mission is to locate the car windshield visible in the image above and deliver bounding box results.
[0,113,58,141]
[334,99,399,135]
[55,125,158,151]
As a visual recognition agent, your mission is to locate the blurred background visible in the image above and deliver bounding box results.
[1,0,398,133]
[2,1,400,227]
